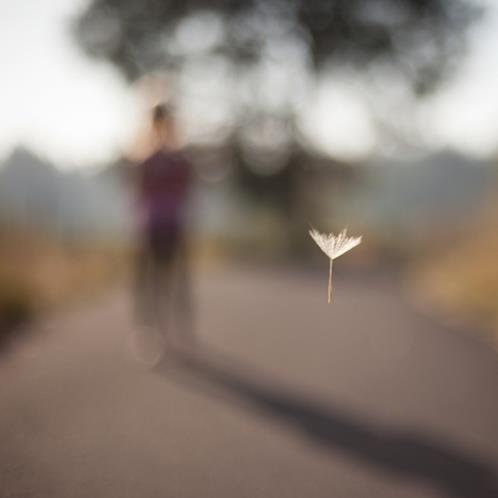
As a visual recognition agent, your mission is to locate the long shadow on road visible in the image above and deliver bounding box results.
[157,349,498,498]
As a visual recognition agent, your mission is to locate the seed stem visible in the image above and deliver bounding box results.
[328,258,333,303]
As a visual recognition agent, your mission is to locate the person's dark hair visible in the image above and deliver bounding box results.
[152,103,173,125]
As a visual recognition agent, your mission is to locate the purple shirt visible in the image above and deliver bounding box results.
[137,149,191,234]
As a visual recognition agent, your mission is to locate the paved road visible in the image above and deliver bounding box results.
[1,267,497,498]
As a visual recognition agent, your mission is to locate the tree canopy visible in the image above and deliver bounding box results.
[75,0,479,95]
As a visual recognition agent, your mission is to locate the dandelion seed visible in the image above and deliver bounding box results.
[309,227,362,303]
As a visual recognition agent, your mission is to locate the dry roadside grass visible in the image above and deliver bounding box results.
[409,200,498,347]
[0,230,128,335]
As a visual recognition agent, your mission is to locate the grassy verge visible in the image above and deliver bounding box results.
[408,201,498,347]
[0,230,128,345]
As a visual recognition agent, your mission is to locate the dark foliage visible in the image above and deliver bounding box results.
[75,0,480,95]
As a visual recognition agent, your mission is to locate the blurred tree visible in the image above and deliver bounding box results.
[74,0,481,167]
[73,0,480,255]
[75,0,479,95]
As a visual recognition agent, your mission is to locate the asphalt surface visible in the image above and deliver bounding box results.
[1,267,497,498]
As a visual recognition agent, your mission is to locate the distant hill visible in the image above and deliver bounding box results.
[343,150,496,241]
[0,148,132,241]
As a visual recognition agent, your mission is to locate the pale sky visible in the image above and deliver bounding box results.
[0,0,139,169]
[0,0,497,169]
[420,0,498,157]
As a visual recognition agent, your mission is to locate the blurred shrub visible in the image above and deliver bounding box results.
[0,280,36,339]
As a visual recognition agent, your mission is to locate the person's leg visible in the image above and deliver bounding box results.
[173,234,196,347]
[150,232,177,345]
[134,244,154,327]
[130,243,165,365]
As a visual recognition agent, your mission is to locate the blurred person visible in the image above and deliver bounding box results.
[132,103,194,363]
